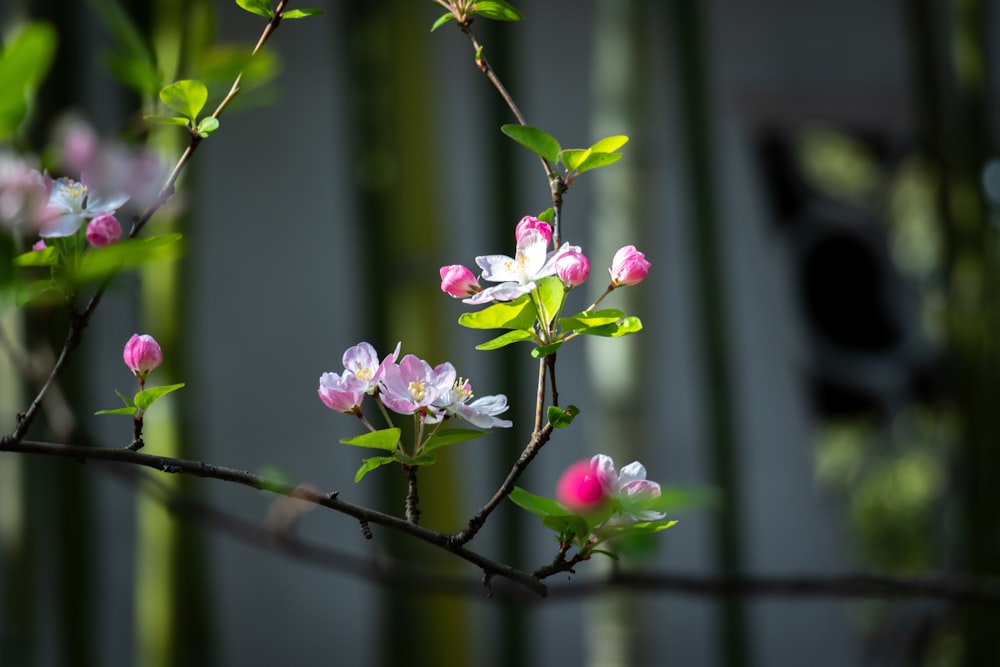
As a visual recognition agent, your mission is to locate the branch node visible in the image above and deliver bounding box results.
[359,519,373,540]
[127,439,144,451]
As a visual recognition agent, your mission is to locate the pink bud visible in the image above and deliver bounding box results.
[86,213,122,248]
[556,459,608,512]
[515,215,552,246]
[440,264,481,298]
[31,239,47,251]
[609,245,651,287]
[123,333,162,379]
[555,249,590,287]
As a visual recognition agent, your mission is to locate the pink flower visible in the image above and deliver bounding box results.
[123,333,162,380]
[85,212,122,247]
[318,371,365,414]
[555,249,590,287]
[378,354,456,416]
[342,341,400,393]
[515,215,552,246]
[440,264,481,298]
[609,245,651,287]
[556,460,608,512]
[31,239,47,251]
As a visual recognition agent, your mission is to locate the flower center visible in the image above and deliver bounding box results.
[408,380,427,402]
[355,367,374,382]
[62,180,88,200]
[453,378,473,401]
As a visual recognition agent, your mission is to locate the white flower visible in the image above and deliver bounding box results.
[464,228,580,305]
[592,454,666,523]
[39,176,129,238]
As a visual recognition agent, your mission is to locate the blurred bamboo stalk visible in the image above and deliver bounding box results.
[667,2,750,666]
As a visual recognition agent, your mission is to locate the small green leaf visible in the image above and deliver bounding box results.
[576,316,643,337]
[15,279,63,307]
[472,0,524,21]
[531,341,562,358]
[509,486,572,518]
[73,234,183,284]
[536,275,566,325]
[557,148,589,172]
[474,329,535,351]
[547,404,579,428]
[396,452,436,467]
[536,208,554,223]
[0,22,58,140]
[589,135,629,152]
[196,116,219,137]
[559,308,627,331]
[134,382,185,411]
[458,293,536,330]
[143,115,191,127]
[115,388,135,408]
[430,12,455,31]
[542,514,591,544]
[423,429,487,453]
[159,79,208,121]
[95,406,138,416]
[340,428,401,452]
[281,8,322,19]
[13,246,57,267]
[235,0,272,19]
[354,455,396,483]
[501,124,561,164]
[575,151,624,174]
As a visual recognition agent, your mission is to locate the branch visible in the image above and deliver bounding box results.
[0,438,546,596]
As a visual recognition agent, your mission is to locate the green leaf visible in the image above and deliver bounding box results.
[558,148,590,172]
[547,404,579,428]
[90,0,160,96]
[501,124,561,164]
[509,486,572,518]
[430,12,455,31]
[196,116,219,137]
[575,316,643,337]
[73,234,183,284]
[535,275,566,324]
[143,115,191,127]
[531,341,562,358]
[590,135,629,152]
[159,79,208,121]
[354,455,396,483]
[114,388,135,408]
[340,428,401,452]
[281,8,322,19]
[0,22,58,140]
[472,0,524,21]
[422,428,487,453]
[575,151,623,175]
[536,208,554,223]
[458,293,536,330]
[15,279,63,307]
[235,0,272,19]
[95,406,138,416]
[474,329,535,351]
[134,382,185,411]
[13,246,58,267]
[559,308,627,331]
[542,514,590,543]
[395,452,436,467]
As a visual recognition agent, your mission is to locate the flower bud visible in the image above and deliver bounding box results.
[123,333,162,379]
[515,215,552,246]
[86,213,122,248]
[31,239,46,251]
[555,249,590,287]
[439,264,481,298]
[609,245,651,287]
[556,459,608,513]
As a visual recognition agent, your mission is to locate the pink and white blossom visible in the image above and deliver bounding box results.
[318,370,366,414]
[378,354,456,415]
[555,249,590,287]
[86,212,122,248]
[431,379,512,428]
[123,333,162,380]
[609,245,651,287]
[342,341,400,394]
[40,176,129,238]
[439,264,481,298]
[464,228,581,305]
[592,454,665,522]
[514,215,552,246]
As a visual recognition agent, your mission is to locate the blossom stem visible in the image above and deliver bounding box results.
[404,465,421,525]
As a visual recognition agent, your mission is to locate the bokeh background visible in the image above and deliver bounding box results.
[2,0,999,665]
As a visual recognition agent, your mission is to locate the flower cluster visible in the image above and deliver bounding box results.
[440,215,650,306]
[556,454,667,530]
[318,341,512,429]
